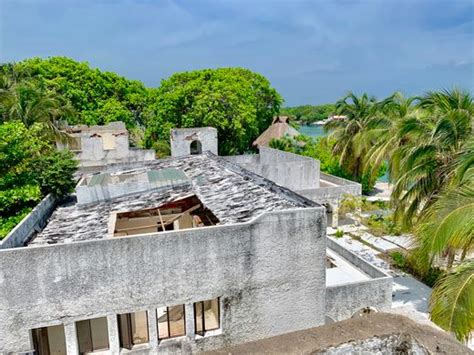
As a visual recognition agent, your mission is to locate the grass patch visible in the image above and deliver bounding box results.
[362,214,401,237]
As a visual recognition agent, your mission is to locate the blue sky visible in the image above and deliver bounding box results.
[1,0,473,106]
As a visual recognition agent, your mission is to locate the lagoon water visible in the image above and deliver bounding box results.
[298,124,326,138]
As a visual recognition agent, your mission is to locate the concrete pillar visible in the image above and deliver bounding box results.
[64,323,79,355]
[185,303,195,340]
[147,308,159,349]
[331,202,339,228]
[107,314,120,354]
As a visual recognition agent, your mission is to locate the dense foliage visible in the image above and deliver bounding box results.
[13,57,149,128]
[328,89,473,341]
[280,104,335,124]
[0,121,77,238]
[3,58,283,154]
[273,89,473,341]
[145,68,282,155]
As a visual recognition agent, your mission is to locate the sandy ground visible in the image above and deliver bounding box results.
[367,182,393,201]
[205,313,472,354]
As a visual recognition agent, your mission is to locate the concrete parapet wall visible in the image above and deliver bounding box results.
[326,278,392,322]
[298,178,361,206]
[224,148,320,191]
[77,147,155,167]
[320,172,360,187]
[326,237,392,322]
[327,238,389,278]
[0,208,326,353]
[0,195,56,249]
[224,154,260,166]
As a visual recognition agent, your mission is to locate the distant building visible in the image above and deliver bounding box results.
[57,121,155,167]
[328,115,347,121]
[0,126,391,355]
[252,116,300,147]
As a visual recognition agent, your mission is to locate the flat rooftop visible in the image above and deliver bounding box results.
[205,312,471,355]
[29,152,316,246]
[326,249,370,287]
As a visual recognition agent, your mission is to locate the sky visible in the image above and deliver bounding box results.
[1,0,473,106]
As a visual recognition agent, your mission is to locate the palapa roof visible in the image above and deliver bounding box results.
[28,152,316,246]
[253,116,300,147]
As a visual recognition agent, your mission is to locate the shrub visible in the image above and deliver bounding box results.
[335,229,344,238]
[34,150,78,198]
[390,251,407,269]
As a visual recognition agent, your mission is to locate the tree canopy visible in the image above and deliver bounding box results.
[0,121,77,238]
[144,68,282,155]
[3,58,283,154]
[280,104,335,124]
[12,57,149,128]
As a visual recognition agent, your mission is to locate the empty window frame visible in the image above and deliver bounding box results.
[190,140,202,155]
[101,133,116,150]
[76,317,109,354]
[117,311,149,349]
[32,325,67,355]
[156,305,186,340]
[68,136,82,151]
[194,298,220,335]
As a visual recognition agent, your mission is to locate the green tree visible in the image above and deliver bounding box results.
[429,260,474,342]
[0,121,77,238]
[13,57,149,128]
[0,67,74,140]
[413,178,474,271]
[145,68,282,155]
[389,89,473,227]
[324,92,383,192]
[280,104,336,124]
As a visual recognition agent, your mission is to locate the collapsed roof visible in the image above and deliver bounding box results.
[29,152,316,246]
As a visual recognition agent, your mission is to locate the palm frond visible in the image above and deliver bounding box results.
[430,260,474,343]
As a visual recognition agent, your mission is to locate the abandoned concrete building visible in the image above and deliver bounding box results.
[57,121,155,168]
[0,126,391,354]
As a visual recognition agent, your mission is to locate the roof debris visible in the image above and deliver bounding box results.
[29,152,316,246]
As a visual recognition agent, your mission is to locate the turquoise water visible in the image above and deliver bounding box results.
[297,125,389,183]
[297,124,326,138]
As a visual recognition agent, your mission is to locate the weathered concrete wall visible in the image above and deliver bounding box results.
[0,195,56,249]
[0,208,326,353]
[58,122,156,167]
[224,147,320,191]
[171,127,218,157]
[297,175,361,207]
[77,140,155,167]
[224,154,260,166]
[326,237,392,322]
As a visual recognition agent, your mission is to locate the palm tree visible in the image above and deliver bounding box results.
[413,176,474,272]
[364,92,419,182]
[0,68,74,141]
[388,89,473,227]
[324,92,380,184]
[430,260,474,342]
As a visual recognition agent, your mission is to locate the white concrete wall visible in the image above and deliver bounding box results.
[170,128,218,157]
[0,195,56,249]
[224,147,320,192]
[325,238,392,321]
[0,208,326,353]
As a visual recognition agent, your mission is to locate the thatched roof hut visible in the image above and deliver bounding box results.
[253,116,300,147]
